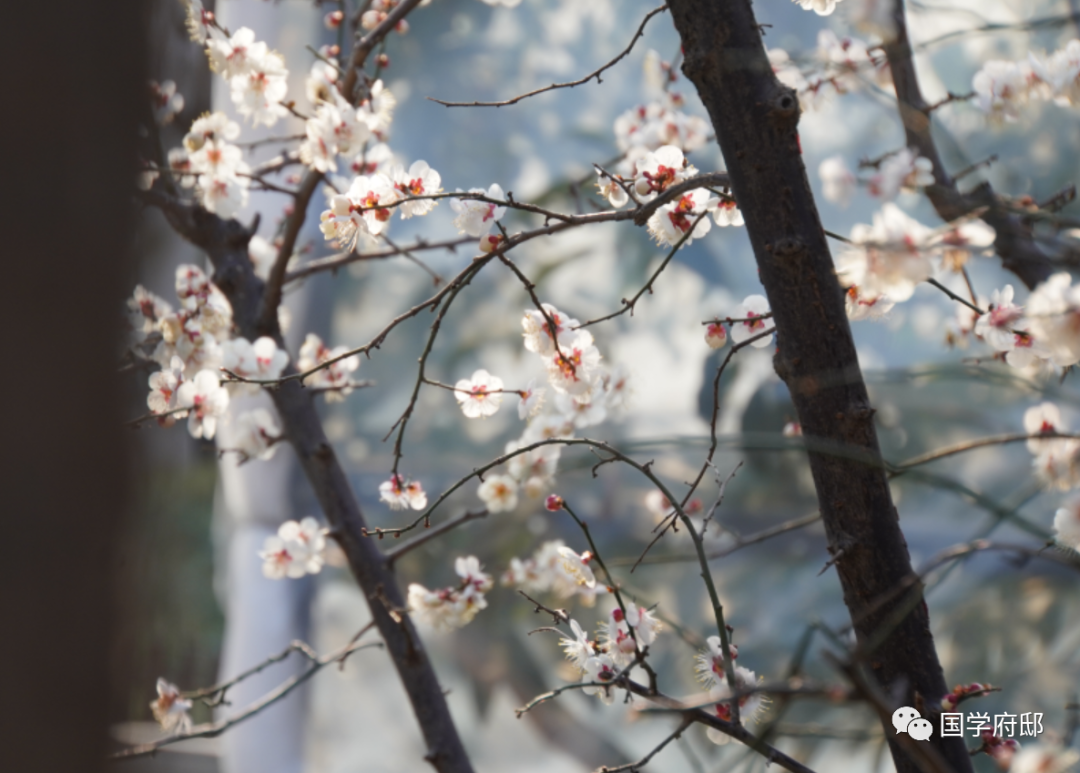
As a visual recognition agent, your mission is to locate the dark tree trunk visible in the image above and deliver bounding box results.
[0,1,142,771]
[666,2,972,770]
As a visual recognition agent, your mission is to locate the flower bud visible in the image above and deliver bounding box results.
[545,494,564,511]
[324,10,344,29]
[705,322,727,350]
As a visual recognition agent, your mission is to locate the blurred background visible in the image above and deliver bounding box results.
[112,0,1080,771]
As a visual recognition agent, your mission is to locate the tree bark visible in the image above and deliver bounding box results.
[149,196,475,773]
[665,2,972,770]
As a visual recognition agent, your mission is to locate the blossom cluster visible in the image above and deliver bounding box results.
[595,144,745,245]
[259,517,328,579]
[502,540,608,606]
[612,92,711,165]
[459,304,630,513]
[557,602,663,704]
[319,156,442,251]
[206,26,290,127]
[407,556,494,631]
[302,72,398,176]
[297,333,361,402]
[973,39,1080,123]
[128,265,295,441]
[694,635,766,744]
[168,112,251,218]
[1019,402,1080,550]
[769,30,890,113]
[818,147,934,210]
[704,294,774,351]
[833,204,995,318]
[952,274,1080,375]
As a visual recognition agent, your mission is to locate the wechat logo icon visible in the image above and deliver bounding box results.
[892,706,933,741]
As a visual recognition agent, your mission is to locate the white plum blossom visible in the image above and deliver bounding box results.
[633,145,697,197]
[729,295,773,348]
[1025,273,1080,366]
[345,172,399,237]
[184,112,241,151]
[1029,40,1080,106]
[199,174,250,219]
[176,369,229,439]
[932,219,997,271]
[454,369,504,418]
[207,27,260,80]
[973,59,1034,123]
[1023,402,1080,491]
[518,378,545,420]
[559,619,594,669]
[868,148,934,201]
[581,654,618,705]
[1025,402,1064,452]
[357,79,396,139]
[613,94,710,156]
[522,304,579,356]
[407,555,493,631]
[150,679,192,735]
[793,0,840,15]
[300,95,370,173]
[713,198,745,227]
[150,80,185,125]
[259,517,327,579]
[554,390,606,429]
[478,474,518,513]
[390,160,442,218]
[705,665,765,741]
[148,357,186,416]
[450,184,506,237]
[545,329,603,397]
[834,203,933,303]
[231,408,282,462]
[603,602,663,666]
[248,235,277,280]
[128,285,173,335]
[379,474,428,511]
[695,635,739,687]
[646,189,715,247]
[183,0,216,44]
[974,285,1025,352]
[556,546,596,589]
[230,46,289,128]
[1054,496,1080,551]
[506,440,560,495]
[596,173,629,208]
[815,30,890,92]
[501,540,608,606]
[305,59,338,105]
[844,285,895,321]
[222,336,289,383]
[297,333,361,402]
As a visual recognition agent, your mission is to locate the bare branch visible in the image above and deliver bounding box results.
[428,6,669,108]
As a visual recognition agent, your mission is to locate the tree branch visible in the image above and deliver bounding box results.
[428,6,669,108]
[142,191,476,773]
[882,0,1053,289]
[665,1,973,770]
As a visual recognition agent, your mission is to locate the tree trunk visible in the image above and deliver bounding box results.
[666,2,972,770]
[152,200,476,773]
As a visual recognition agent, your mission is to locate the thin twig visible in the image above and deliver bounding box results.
[428,6,669,108]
